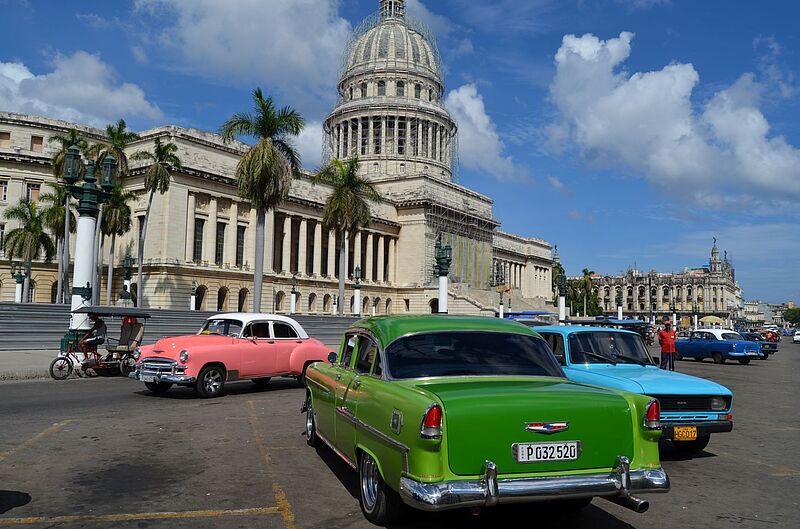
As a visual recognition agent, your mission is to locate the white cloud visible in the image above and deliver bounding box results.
[547,175,571,196]
[548,32,800,206]
[0,51,162,127]
[134,0,351,116]
[406,0,455,38]
[295,121,323,170]
[131,45,148,64]
[445,83,526,181]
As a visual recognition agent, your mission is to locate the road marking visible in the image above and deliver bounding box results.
[0,507,280,526]
[246,400,272,465]
[0,420,71,463]
[273,482,297,529]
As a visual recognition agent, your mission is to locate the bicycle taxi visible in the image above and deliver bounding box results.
[49,306,151,380]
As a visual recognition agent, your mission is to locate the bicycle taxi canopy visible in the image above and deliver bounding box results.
[72,306,152,319]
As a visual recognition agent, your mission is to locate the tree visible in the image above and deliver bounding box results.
[39,183,76,303]
[219,88,304,311]
[2,198,56,302]
[130,137,182,307]
[784,307,800,325]
[312,158,382,315]
[552,260,565,299]
[101,184,136,305]
[48,129,88,178]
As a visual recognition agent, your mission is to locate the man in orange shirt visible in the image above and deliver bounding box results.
[658,320,677,371]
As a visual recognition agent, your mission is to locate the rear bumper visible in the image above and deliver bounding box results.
[398,456,668,512]
[660,420,732,440]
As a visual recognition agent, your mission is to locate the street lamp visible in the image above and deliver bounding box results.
[615,288,623,320]
[189,280,197,311]
[692,301,699,330]
[557,273,567,325]
[290,273,297,315]
[670,300,677,331]
[58,145,81,304]
[354,265,362,317]
[9,260,25,303]
[434,235,452,314]
[489,261,506,318]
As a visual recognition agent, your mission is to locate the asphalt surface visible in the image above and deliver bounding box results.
[0,338,798,528]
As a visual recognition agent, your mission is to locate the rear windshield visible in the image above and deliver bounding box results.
[199,318,243,337]
[721,332,744,340]
[384,331,564,379]
[568,331,653,365]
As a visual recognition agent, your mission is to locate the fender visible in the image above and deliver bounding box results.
[289,339,329,375]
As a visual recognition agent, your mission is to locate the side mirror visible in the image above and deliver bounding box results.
[328,352,337,364]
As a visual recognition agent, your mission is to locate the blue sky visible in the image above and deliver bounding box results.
[1,0,798,303]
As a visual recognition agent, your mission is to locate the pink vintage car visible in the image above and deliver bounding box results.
[129,313,331,397]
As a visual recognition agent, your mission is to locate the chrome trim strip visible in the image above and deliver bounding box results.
[335,405,410,473]
[306,378,330,393]
[316,431,356,469]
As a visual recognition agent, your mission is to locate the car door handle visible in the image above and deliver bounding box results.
[352,380,361,389]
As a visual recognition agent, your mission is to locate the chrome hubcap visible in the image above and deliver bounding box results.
[360,456,378,512]
[204,370,222,393]
[305,405,314,439]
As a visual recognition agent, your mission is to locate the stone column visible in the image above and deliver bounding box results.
[338,123,344,159]
[368,118,374,156]
[281,215,292,273]
[417,119,423,158]
[226,201,238,266]
[185,193,196,262]
[427,121,433,159]
[264,209,275,273]
[203,197,218,263]
[353,231,362,276]
[344,231,350,279]
[365,232,374,282]
[312,221,322,276]
[298,217,307,276]
[357,118,363,156]
[380,116,386,158]
[406,118,412,158]
[388,238,396,284]
[377,235,385,283]
[327,229,336,278]
[247,207,257,270]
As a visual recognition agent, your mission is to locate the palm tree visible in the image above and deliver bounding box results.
[48,128,88,178]
[40,183,76,303]
[581,268,595,317]
[219,88,304,312]
[130,137,182,307]
[102,184,136,305]
[312,158,381,315]
[2,198,56,302]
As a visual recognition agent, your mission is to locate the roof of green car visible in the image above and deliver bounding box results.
[351,315,539,346]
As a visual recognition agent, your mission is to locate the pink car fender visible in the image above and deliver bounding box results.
[289,338,330,374]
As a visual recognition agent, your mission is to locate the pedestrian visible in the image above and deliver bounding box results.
[658,320,677,371]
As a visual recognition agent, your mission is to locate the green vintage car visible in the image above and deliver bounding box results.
[303,316,669,524]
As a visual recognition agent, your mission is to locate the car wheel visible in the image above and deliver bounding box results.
[305,394,319,447]
[119,355,136,376]
[196,365,226,398]
[297,363,312,387]
[712,352,725,364]
[359,451,404,525]
[673,434,711,454]
[738,358,751,365]
[144,381,173,394]
[252,377,271,387]
[49,357,73,380]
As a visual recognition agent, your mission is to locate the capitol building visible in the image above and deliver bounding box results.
[0,0,554,315]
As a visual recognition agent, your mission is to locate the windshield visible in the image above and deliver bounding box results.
[568,331,653,365]
[384,332,564,379]
[721,332,744,340]
[199,318,244,337]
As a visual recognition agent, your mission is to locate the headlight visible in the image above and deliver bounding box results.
[710,397,727,411]
[132,347,141,360]
[179,350,189,363]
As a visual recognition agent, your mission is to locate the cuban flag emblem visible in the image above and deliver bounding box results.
[526,422,569,434]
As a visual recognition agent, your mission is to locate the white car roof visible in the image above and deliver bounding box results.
[205,313,308,339]
[696,328,739,339]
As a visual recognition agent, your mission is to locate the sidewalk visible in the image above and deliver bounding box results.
[0,349,57,380]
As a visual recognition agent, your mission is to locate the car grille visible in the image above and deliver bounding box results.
[648,395,731,412]
[141,358,177,375]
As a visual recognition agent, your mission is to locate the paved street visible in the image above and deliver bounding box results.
[1,339,798,528]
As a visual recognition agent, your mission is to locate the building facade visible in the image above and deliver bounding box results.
[589,243,743,324]
[0,0,553,314]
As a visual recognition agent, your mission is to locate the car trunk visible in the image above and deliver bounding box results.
[417,378,636,476]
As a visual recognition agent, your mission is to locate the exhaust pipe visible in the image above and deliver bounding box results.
[604,495,649,513]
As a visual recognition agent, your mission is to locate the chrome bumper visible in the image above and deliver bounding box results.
[129,359,196,384]
[399,456,669,513]
[129,371,196,383]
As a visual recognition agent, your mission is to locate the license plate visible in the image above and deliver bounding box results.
[673,426,697,441]
[140,374,156,383]
[513,441,580,463]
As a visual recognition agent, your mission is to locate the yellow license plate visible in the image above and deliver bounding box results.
[674,426,697,441]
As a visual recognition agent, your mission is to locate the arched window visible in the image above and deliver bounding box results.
[308,293,317,313]
[360,82,368,98]
[396,81,405,97]
[27,281,36,303]
[51,282,59,303]
[275,291,286,313]
[377,80,386,96]
[194,285,207,311]
[363,296,370,314]
[414,84,421,98]
[385,298,392,314]
[373,297,381,315]
[348,86,353,100]
[429,298,439,313]
[428,88,434,101]
[323,294,332,314]
[238,288,249,312]
[217,287,229,311]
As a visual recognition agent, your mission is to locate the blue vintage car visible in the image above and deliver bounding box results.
[534,325,733,454]
[741,332,778,358]
[675,329,763,364]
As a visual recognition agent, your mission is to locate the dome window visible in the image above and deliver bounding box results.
[399,163,405,173]
[373,163,379,174]
[428,88,434,101]
[349,87,353,100]
[397,81,405,97]
[378,80,386,96]
[414,84,421,98]
[360,82,368,98]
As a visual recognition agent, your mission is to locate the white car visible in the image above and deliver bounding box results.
[793,331,800,344]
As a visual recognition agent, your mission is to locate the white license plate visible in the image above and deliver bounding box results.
[513,441,580,463]
[140,374,156,383]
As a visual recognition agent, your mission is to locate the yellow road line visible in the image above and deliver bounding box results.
[0,420,71,463]
[0,507,280,526]
[273,483,297,529]
[246,400,272,465]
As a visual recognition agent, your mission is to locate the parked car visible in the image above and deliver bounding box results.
[303,316,669,524]
[675,329,763,364]
[794,330,800,344]
[740,332,778,358]
[535,326,733,454]
[130,313,330,397]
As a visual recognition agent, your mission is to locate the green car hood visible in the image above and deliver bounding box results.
[416,378,636,476]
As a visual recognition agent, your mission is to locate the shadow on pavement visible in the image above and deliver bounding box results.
[131,377,303,399]
[658,440,718,462]
[0,490,31,514]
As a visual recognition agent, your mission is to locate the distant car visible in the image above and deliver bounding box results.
[536,326,733,454]
[740,332,778,358]
[794,331,800,344]
[130,313,331,397]
[675,329,763,365]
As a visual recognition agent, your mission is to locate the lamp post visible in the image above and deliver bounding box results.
[59,144,81,304]
[10,261,25,303]
[616,289,623,320]
[332,294,338,316]
[692,301,699,330]
[63,147,116,331]
[490,261,506,318]
[670,301,677,331]
[290,273,297,315]
[123,254,133,298]
[434,236,452,314]
[557,273,567,325]
[189,280,197,311]
[372,299,377,317]
[354,266,362,317]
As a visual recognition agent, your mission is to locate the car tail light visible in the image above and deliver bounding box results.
[420,404,442,439]
[644,400,661,430]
